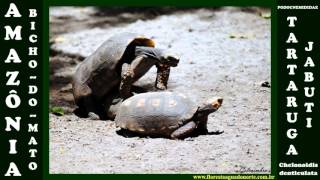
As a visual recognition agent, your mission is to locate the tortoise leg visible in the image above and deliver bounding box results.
[131,85,147,93]
[195,118,209,135]
[120,55,156,99]
[83,95,106,120]
[74,105,88,118]
[73,83,92,118]
[120,63,134,99]
[155,64,171,90]
[73,83,104,119]
[107,98,122,120]
[103,90,122,120]
[130,55,157,81]
[170,121,197,139]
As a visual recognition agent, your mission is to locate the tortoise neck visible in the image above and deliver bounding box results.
[135,46,163,61]
[194,111,208,122]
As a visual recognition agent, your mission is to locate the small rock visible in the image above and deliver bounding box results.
[260,81,271,88]
[185,138,194,141]
[229,33,249,39]
[54,36,66,43]
[227,120,236,126]
[128,143,136,148]
[259,11,271,19]
[88,112,100,120]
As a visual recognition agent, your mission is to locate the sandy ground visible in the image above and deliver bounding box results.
[49,7,271,174]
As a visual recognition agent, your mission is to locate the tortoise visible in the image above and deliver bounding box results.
[115,92,223,139]
[72,33,179,119]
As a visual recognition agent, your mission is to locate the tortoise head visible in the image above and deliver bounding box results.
[159,50,180,67]
[198,97,223,114]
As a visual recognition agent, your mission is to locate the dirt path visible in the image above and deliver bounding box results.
[49,7,271,173]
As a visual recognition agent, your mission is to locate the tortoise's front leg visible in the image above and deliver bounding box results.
[73,83,105,120]
[120,63,134,99]
[194,119,209,135]
[103,90,122,120]
[84,96,106,120]
[155,64,171,90]
[170,121,197,139]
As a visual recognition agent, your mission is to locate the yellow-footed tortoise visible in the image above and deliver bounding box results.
[72,33,179,119]
[115,92,223,139]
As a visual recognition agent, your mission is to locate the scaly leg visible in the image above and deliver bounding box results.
[120,63,134,99]
[83,95,106,120]
[170,121,197,139]
[73,83,104,120]
[194,116,209,135]
[155,64,171,90]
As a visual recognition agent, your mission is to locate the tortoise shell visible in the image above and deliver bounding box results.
[73,33,155,99]
[115,92,198,136]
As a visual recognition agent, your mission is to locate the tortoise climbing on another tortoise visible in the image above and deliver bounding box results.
[115,92,223,139]
[72,33,179,119]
